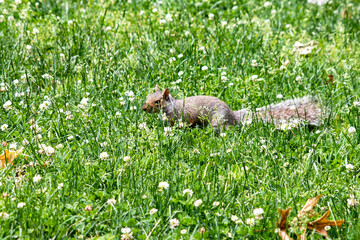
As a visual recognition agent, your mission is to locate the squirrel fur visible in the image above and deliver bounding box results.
[142,85,321,130]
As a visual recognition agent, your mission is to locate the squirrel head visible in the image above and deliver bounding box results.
[142,84,171,113]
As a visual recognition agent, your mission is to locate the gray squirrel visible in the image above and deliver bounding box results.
[142,85,321,131]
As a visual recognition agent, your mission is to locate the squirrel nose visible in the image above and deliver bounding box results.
[142,104,147,111]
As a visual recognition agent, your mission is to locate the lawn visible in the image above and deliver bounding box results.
[0,0,359,239]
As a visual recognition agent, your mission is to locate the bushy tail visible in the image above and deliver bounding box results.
[233,96,321,126]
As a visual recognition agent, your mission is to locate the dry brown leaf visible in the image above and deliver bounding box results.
[275,195,345,240]
[298,194,322,218]
[0,148,23,168]
[276,208,292,240]
[307,210,345,237]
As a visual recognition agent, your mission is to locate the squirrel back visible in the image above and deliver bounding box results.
[142,85,321,129]
[142,85,236,130]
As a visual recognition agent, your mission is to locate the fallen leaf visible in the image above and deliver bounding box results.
[307,210,345,237]
[276,208,292,240]
[275,195,345,239]
[0,148,23,168]
[298,194,322,218]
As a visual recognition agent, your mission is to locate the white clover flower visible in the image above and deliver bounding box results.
[67,135,74,140]
[138,123,146,129]
[17,202,26,208]
[68,20,73,25]
[115,112,121,117]
[345,164,354,171]
[347,195,357,207]
[201,66,208,71]
[130,106,137,110]
[79,97,89,109]
[44,146,55,156]
[231,215,239,222]
[169,57,176,63]
[180,229,187,234]
[353,101,360,107]
[41,74,52,79]
[150,208,158,215]
[100,152,109,160]
[105,26,112,31]
[251,75,258,81]
[125,91,134,97]
[177,54,183,58]
[199,46,205,51]
[57,183,64,189]
[251,60,258,67]
[296,76,302,81]
[164,127,172,136]
[13,79,19,85]
[221,21,227,27]
[220,132,226,137]
[210,152,220,157]
[253,208,264,220]
[159,19,166,24]
[0,212,9,219]
[85,205,92,211]
[194,199,203,207]
[33,174,42,183]
[183,189,193,197]
[123,156,131,162]
[158,181,169,190]
[121,227,131,234]
[1,124,8,131]
[56,144,64,149]
[348,127,356,134]
[39,103,49,111]
[213,201,220,206]
[193,149,200,154]
[3,100,12,111]
[307,0,328,6]
[178,71,184,76]
[264,1,272,7]
[208,13,214,20]
[246,218,255,226]
[107,198,116,205]
[184,31,191,37]
[169,218,180,229]
[165,14,173,21]
[276,94,283,99]
[121,229,133,240]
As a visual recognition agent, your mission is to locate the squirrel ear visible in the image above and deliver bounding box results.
[155,84,159,92]
[163,88,170,100]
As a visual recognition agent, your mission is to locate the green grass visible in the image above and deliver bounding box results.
[0,0,359,239]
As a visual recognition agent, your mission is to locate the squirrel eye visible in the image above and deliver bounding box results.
[155,100,161,104]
